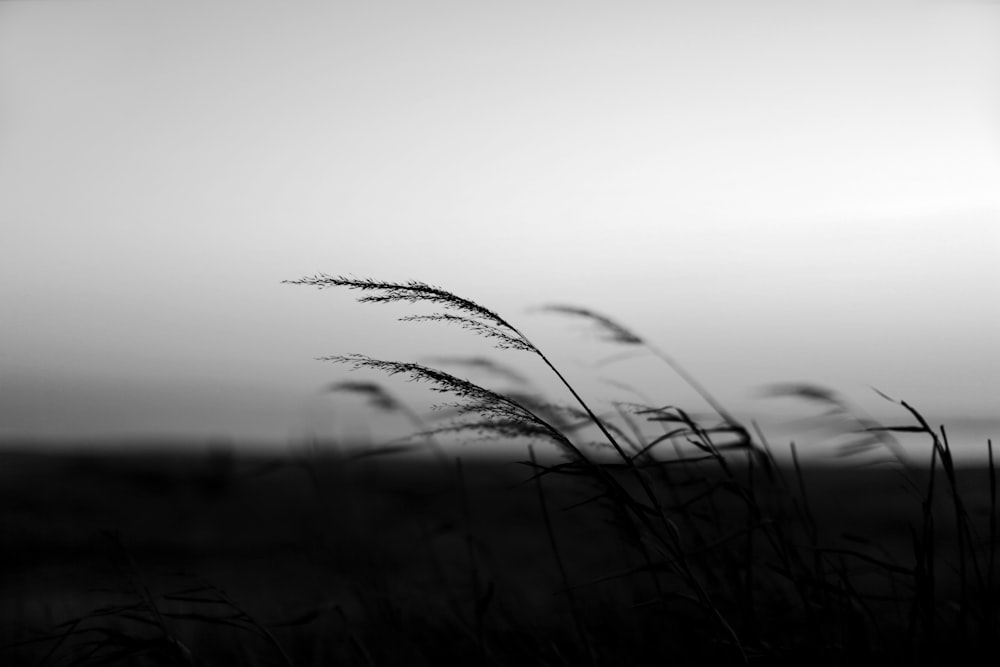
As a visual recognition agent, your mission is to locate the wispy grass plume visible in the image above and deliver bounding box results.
[284,275,536,353]
[535,303,744,434]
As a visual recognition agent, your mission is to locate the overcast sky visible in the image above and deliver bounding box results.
[1,1,997,453]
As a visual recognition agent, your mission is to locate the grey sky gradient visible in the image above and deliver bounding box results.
[1,1,998,455]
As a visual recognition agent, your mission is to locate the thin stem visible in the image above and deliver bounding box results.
[645,341,743,430]
[530,445,597,666]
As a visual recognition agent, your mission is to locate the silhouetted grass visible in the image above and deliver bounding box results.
[2,276,996,666]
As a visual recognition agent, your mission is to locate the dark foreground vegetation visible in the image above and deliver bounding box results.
[5,276,996,665]
[1,440,997,667]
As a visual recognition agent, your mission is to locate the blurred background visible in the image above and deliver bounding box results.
[1,1,997,457]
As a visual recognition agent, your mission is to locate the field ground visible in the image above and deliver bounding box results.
[2,439,997,665]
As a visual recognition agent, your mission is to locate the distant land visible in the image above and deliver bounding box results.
[1,370,995,461]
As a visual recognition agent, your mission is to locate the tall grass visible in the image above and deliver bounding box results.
[6,275,995,666]
[279,275,997,665]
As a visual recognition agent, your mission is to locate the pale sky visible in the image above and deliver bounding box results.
[1,1,998,454]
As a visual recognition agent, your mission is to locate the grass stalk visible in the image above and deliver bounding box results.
[529,445,596,667]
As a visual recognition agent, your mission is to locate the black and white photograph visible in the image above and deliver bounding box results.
[2,1,998,664]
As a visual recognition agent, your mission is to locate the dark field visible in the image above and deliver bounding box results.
[2,440,998,666]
